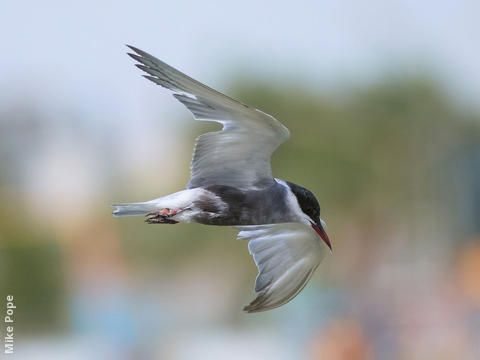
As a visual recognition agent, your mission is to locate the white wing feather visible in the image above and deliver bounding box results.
[237,222,327,313]
[127,46,290,190]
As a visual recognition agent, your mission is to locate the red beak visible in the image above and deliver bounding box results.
[311,222,332,251]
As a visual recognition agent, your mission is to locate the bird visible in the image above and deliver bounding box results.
[113,45,332,313]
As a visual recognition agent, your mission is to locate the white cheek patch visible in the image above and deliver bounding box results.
[275,179,308,223]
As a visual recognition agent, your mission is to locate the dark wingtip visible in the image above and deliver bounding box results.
[142,75,156,82]
[127,52,140,61]
[135,64,148,72]
[126,44,146,64]
[242,292,270,313]
[126,44,140,53]
[243,304,258,313]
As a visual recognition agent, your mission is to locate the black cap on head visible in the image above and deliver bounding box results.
[286,181,320,222]
[287,181,332,250]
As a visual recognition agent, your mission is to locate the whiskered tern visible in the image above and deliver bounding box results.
[113,46,331,312]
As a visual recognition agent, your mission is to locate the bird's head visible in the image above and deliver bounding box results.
[286,182,331,251]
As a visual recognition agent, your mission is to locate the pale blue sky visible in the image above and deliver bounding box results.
[1,0,479,118]
[1,0,478,216]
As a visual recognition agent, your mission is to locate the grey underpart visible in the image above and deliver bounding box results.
[192,181,297,226]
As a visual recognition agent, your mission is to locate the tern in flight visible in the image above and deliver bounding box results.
[113,46,332,312]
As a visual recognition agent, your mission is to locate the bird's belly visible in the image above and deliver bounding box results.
[194,184,295,226]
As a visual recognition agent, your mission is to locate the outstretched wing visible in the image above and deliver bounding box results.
[127,46,290,190]
[237,222,327,313]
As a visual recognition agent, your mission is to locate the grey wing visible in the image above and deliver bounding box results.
[127,45,290,190]
[237,222,327,313]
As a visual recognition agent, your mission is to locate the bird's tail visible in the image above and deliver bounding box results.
[112,201,158,217]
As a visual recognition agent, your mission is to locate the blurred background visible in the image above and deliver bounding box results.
[1,1,480,359]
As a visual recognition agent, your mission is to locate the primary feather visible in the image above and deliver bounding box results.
[127,45,289,190]
[237,223,326,312]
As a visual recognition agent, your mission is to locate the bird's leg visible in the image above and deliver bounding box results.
[145,208,181,224]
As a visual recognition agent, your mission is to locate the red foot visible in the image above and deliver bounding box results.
[159,208,178,216]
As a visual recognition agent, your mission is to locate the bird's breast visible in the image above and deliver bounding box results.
[194,182,296,226]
